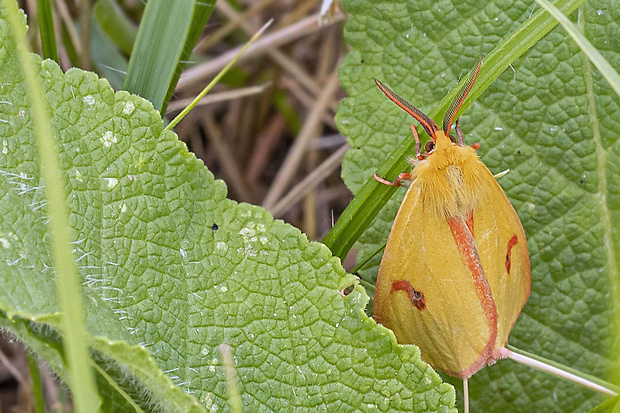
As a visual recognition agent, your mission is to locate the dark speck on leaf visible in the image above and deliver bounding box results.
[212,223,219,231]
[517,150,521,154]
[580,179,584,184]
[361,59,364,64]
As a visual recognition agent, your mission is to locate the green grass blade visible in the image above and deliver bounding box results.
[60,23,79,67]
[323,0,586,259]
[35,0,58,62]
[27,353,46,413]
[122,0,215,115]
[220,344,243,413]
[2,1,99,410]
[90,14,127,90]
[93,0,137,55]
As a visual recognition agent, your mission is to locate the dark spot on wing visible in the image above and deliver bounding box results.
[505,235,519,274]
[391,280,426,310]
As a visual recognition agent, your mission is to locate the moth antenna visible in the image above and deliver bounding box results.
[443,56,483,135]
[374,79,439,140]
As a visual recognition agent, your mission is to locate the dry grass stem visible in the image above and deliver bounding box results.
[282,76,337,128]
[245,115,287,185]
[79,0,91,70]
[0,349,27,389]
[262,68,340,209]
[270,144,348,218]
[54,0,81,56]
[166,83,269,113]
[215,0,334,102]
[197,0,277,53]
[177,11,344,90]
[203,112,257,203]
[311,133,346,149]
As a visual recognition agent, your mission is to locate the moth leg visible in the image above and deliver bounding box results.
[455,119,464,146]
[373,123,417,187]
[373,172,412,187]
[411,125,422,159]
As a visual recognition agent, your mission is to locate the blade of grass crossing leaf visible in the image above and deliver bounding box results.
[1,1,99,411]
[323,0,586,260]
[349,243,384,276]
[35,0,58,62]
[91,362,145,412]
[166,19,273,131]
[533,0,620,97]
[220,344,243,413]
[123,0,215,115]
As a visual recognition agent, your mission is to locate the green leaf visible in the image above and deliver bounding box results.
[0,3,456,411]
[324,0,587,259]
[337,0,620,411]
[589,395,620,413]
[534,0,620,98]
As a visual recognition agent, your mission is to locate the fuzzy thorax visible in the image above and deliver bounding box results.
[411,131,488,218]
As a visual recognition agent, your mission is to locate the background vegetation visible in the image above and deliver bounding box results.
[0,0,618,412]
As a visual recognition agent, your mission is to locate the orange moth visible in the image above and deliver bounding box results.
[372,57,530,379]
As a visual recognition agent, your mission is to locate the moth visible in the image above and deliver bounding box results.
[373,57,531,379]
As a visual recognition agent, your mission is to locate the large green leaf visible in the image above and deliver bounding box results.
[337,0,619,411]
[589,395,620,413]
[0,2,456,411]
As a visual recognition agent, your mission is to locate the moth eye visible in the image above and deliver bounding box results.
[425,140,435,153]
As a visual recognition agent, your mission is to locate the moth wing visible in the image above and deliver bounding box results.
[373,181,494,377]
[472,166,531,348]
